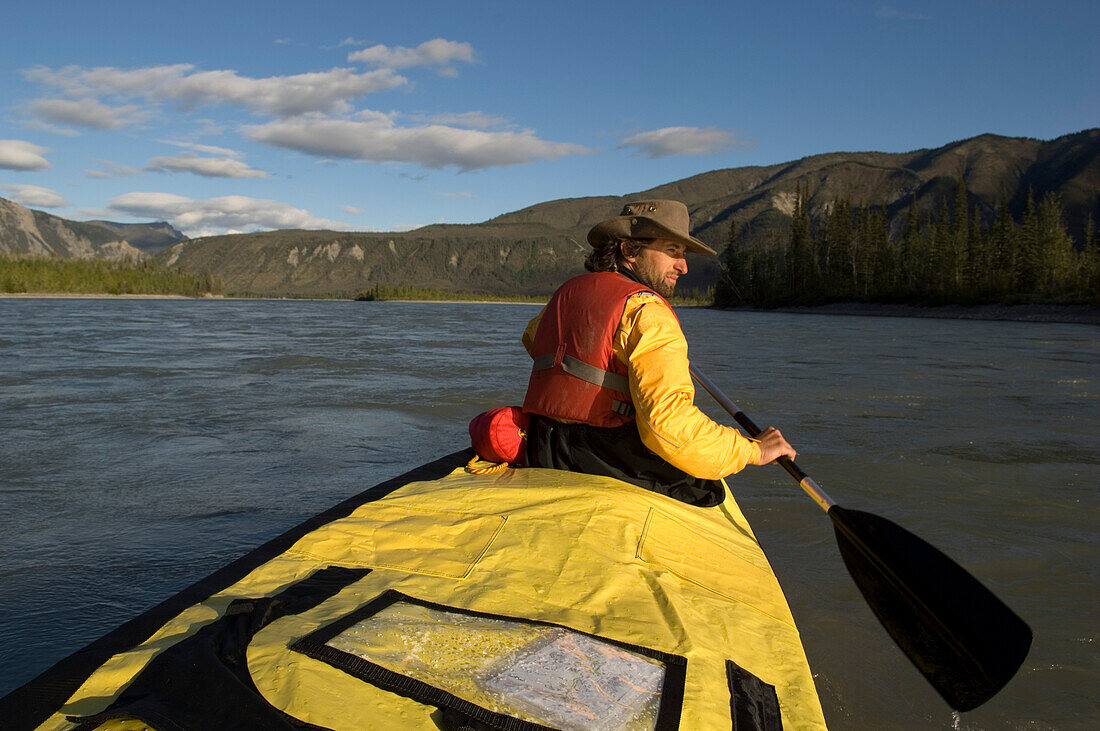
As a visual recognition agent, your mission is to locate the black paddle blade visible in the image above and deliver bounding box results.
[827,505,1032,712]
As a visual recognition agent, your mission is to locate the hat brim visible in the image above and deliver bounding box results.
[587,215,717,256]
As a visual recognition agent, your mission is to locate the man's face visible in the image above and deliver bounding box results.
[625,239,688,298]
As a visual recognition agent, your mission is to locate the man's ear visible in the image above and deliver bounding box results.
[618,240,637,264]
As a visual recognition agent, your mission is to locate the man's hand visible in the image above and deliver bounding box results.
[753,427,797,465]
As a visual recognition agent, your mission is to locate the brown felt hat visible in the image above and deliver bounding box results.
[587,199,716,256]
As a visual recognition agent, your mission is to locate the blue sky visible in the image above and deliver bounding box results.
[0,0,1096,236]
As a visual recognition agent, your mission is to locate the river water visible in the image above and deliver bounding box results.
[0,298,1096,729]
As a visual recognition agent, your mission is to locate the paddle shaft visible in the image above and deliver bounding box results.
[689,365,835,512]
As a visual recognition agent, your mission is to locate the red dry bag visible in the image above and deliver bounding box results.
[468,406,529,465]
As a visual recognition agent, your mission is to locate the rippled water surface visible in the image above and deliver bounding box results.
[1,298,1097,729]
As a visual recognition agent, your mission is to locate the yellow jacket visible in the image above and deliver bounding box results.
[523,292,761,479]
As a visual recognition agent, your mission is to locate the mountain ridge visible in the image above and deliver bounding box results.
[4,128,1097,297]
[0,198,187,260]
[83,220,187,253]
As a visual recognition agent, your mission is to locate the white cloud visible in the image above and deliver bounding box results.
[84,158,143,179]
[107,191,350,235]
[618,126,742,158]
[160,140,241,157]
[423,111,510,129]
[875,5,931,20]
[342,205,363,214]
[246,114,587,172]
[30,98,149,130]
[25,63,408,118]
[146,154,268,178]
[320,37,369,51]
[168,68,405,116]
[26,63,194,97]
[25,119,81,137]
[0,139,51,170]
[1,184,69,207]
[348,38,476,75]
[351,108,397,125]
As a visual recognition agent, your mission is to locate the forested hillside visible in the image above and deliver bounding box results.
[715,183,1099,307]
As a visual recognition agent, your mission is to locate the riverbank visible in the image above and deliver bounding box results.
[728,302,1100,325]
[4,293,1097,324]
[0,293,222,299]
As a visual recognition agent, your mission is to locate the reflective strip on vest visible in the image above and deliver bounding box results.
[611,399,636,417]
[530,353,631,394]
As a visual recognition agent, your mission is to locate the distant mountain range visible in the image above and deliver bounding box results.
[0,197,186,259]
[3,128,1097,297]
[81,220,188,254]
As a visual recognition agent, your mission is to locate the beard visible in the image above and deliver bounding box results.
[631,255,676,299]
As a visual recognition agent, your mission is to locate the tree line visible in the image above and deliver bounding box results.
[715,182,1100,307]
[0,255,223,297]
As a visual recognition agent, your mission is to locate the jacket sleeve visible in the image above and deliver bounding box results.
[521,307,545,356]
[614,294,761,479]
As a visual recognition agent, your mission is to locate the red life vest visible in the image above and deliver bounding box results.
[523,271,671,428]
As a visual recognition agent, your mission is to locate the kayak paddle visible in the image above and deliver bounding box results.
[690,365,1031,712]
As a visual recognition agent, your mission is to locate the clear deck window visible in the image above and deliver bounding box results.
[315,598,667,730]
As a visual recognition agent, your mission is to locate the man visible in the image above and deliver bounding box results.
[521,199,795,507]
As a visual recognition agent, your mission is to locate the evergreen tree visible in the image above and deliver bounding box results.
[1084,216,1100,303]
[715,218,744,306]
[823,198,853,298]
[1036,192,1075,296]
[762,231,786,305]
[851,204,877,296]
[744,246,762,305]
[951,179,970,292]
[1081,214,1100,301]
[965,208,986,299]
[787,186,814,298]
[929,198,953,298]
[989,194,1018,298]
[867,204,893,297]
[899,196,923,297]
[1016,190,1042,295]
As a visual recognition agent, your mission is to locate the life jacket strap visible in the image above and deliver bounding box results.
[611,399,636,417]
[531,353,631,394]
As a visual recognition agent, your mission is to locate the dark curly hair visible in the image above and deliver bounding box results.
[584,238,650,273]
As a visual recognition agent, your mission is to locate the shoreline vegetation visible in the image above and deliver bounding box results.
[2,255,1096,324]
[745,301,1100,325]
[0,255,223,298]
[3,291,1096,324]
[340,284,716,308]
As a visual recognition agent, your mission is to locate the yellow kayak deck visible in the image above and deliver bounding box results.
[9,451,826,730]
